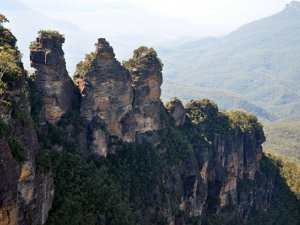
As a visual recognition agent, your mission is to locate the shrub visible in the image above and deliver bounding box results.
[36,149,51,173]
[11,104,30,126]
[123,46,163,74]
[73,51,96,77]
[0,26,17,47]
[27,76,43,122]
[0,120,9,137]
[37,30,65,42]
[225,109,262,132]
[8,137,27,162]
[0,50,22,82]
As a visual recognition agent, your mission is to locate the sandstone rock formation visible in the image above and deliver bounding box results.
[165,97,186,126]
[182,100,268,222]
[74,38,133,155]
[0,27,54,225]
[74,43,165,154]
[1,25,274,225]
[122,46,164,143]
[30,30,77,123]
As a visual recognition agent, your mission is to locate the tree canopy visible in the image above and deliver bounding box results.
[0,14,9,26]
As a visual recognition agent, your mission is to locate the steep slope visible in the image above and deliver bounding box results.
[247,151,300,225]
[1,19,299,225]
[30,30,78,123]
[43,35,273,224]
[160,1,300,121]
[0,22,53,225]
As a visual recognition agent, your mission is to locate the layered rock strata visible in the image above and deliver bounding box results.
[165,97,186,126]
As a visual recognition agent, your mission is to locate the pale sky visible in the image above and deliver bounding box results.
[2,0,294,71]
[18,0,292,37]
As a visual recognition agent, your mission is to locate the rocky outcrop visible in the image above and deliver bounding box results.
[74,43,164,155]
[30,31,77,123]
[74,38,133,155]
[165,97,186,126]
[0,27,53,225]
[181,100,269,223]
[1,25,274,225]
[122,46,164,143]
[81,38,133,136]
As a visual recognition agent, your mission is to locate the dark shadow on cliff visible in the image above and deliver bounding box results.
[247,154,300,225]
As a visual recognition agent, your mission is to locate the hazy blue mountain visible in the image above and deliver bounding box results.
[1,0,96,72]
[1,0,202,74]
[160,2,300,121]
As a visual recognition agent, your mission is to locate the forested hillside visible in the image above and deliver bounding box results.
[161,2,300,122]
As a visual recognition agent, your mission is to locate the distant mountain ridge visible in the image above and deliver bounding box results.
[160,1,300,121]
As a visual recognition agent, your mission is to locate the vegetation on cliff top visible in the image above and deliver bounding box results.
[29,29,65,50]
[248,152,300,225]
[1,17,298,224]
[123,46,163,81]
[0,20,22,95]
[73,51,96,88]
[226,109,263,132]
[37,30,65,42]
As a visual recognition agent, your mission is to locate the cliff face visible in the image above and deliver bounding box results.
[1,26,274,225]
[76,39,133,156]
[129,100,270,224]
[30,31,77,123]
[0,28,54,225]
[74,43,164,155]
[165,97,186,126]
[122,47,164,143]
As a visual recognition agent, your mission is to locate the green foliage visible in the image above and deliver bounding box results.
[11,100,31,126]
[36,149,52,173]
[161,8,300,121]
[27,76,43,122]
[38,30,65,42]
[0,119,9,138]
[0,25,16,47]
[0,14,9,25]
[0,27,22,95]
[161,80,274,121]
[0,49,22,82]
[160,126,195,164]
[123,46,163,79]
[185,99,218,125]
[7,137,27,162]
[201,214,220,225]
[264,151,300,199]
[185,99,231,139]
[73,51,96,78]
[46,122,65,146]
[103,143,166,205]
[57,111,85,134]
[263,122,300,164]
[247,153,300,225]
[30,30,65,50]
[0,80,6,95]
[45,151,134,225]
[226,109,262,132]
